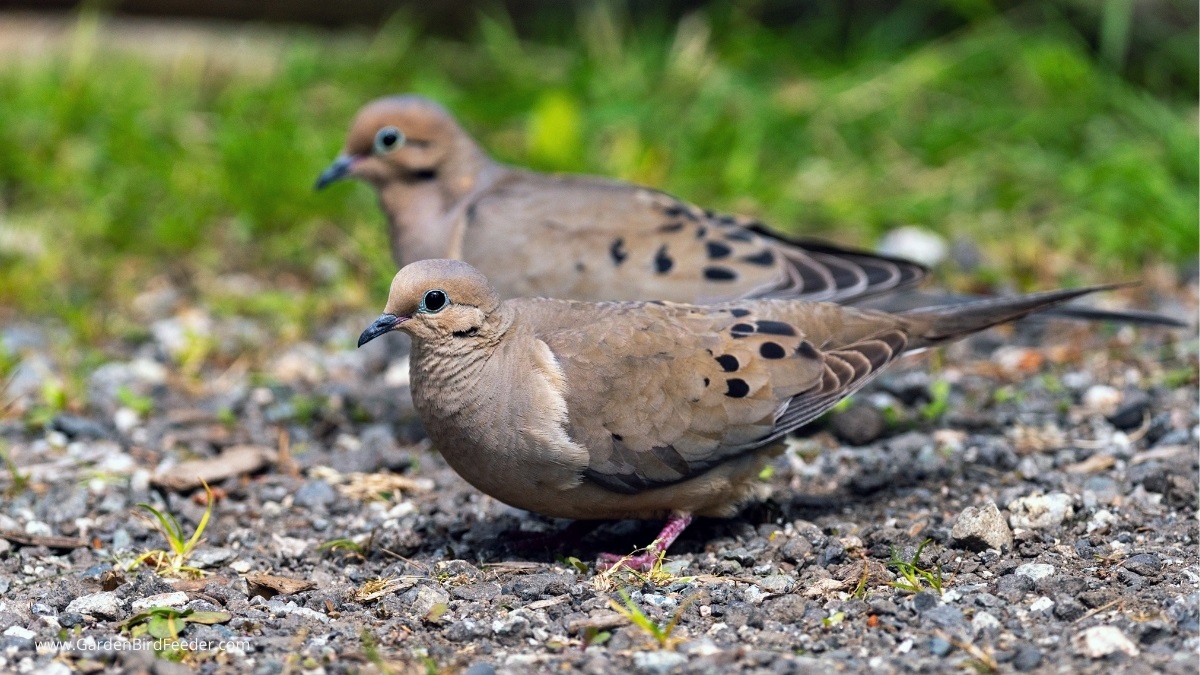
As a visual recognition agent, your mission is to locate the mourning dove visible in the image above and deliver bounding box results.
[357,259,1121,569]
[317,95,926,304]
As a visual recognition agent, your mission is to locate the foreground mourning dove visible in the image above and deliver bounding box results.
[357,259,1122,569]
[317,95,926,304]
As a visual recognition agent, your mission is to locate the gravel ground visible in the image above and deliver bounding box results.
[0,284,1197,675]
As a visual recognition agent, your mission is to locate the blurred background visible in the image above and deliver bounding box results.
[0,0,1195,353]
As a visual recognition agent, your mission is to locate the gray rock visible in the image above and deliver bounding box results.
[444,618,488,643]
[453,582,501,602]
[1079,589,1117,609]
[50,414,109,439]
[816,540,845,567]
[779,535,813,565]
[929,636,952,656]
[1123,552,1162,576]
[1013,646,1042,671]
[1053,593,1087,621]
[506,573,570,599]
[1107,390,1151,430]
[65,592,124,620]
[994,574,1034,603]
[911,591,938,613]
[293,480,337,508]
[1014,563,1056,582]
[763,595,807,623]
[759,574,793,594]
[950,501,1013,553]
[722,547,757,566]
[398,585,449,618]
[491,611,531,638]
[829,401,886,446]
[923,605,965,632]
[463,664,496,675]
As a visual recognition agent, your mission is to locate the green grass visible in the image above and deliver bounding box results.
[0,4,1194,344]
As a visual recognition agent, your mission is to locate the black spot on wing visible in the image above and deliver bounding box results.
[729,308,751,318]
[725,378,750,398]
[743,250,775,266]
[760,342,786,359]
[755,320,797,336]
[704,267,738,281]
[715,354,739,372]
[658,222,685,233]
[730,323,755,337]
[796,340,820,359]
[696,226,707,238]
[654,245,673,274]
[610,238,627,265]
[705,241,732,259]
[723,229,753,242]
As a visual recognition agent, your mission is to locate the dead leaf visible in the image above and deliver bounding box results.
[245,572,317,599]
[152,445,275,491]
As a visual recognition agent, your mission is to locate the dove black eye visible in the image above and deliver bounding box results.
[420,289,448,313]
[373,126,405,154]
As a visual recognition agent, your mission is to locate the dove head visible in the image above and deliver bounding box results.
[316,95,486,190]
[358,259,502,347]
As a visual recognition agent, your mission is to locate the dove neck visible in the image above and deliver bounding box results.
[380,156,499,268]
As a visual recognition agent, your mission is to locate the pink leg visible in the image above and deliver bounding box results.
[597,513,694,572]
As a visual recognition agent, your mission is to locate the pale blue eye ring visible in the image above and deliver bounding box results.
[374,126,405,154]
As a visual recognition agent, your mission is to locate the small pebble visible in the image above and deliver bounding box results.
[950,500,1013,553]
[1074,625,1140,658]
[1015,563,1056,582]
[1008,493,1074,529]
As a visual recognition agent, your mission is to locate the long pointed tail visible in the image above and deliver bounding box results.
[866,289,1185,328]
[902,283,1132,349]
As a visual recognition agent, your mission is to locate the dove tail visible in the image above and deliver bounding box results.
[902,283,1133,349]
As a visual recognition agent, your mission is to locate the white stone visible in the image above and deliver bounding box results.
[130,592,189,613]
[1008,493,1074,529]
[1087,509,1118,533]
[1074,625,1140,658]
[113,407,141,434]
[971,611,1001,637]
[65,592,124,620]
[632,650,687,674]
[3,626,35,641]
[1015,563,1057,581]
[1029,596,1054,612]
[1082,385,1122,416]
[877,226,948,267]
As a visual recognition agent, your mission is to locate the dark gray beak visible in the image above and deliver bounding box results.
[357,313,404,347]
[315,155,356,190]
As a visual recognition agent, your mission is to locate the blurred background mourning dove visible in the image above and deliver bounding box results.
[318,95,927,305]
[356,259,1122,570]
[318,95,1179,326]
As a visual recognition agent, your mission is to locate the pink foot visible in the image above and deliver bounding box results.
[597,514,693,572]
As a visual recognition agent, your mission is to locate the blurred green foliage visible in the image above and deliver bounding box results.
[0,3,1194,337]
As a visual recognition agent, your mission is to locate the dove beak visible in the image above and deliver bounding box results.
[315,155,357,190]
[357,313,407,347]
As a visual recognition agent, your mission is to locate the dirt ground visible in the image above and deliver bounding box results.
[1,284,1197,674]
